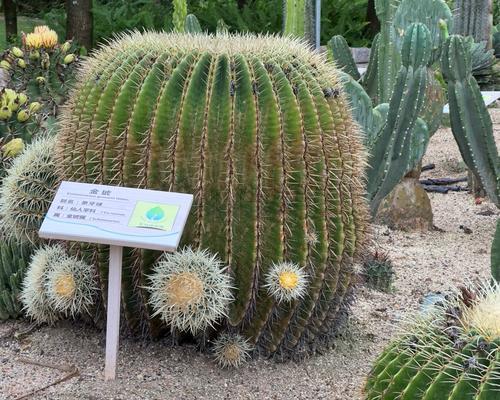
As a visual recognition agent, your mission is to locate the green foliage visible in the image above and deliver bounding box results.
[365,282,500,400]
[0,240,32,320]
[441,35,500,206]
[51,32,368,356]
[362,251,395,292]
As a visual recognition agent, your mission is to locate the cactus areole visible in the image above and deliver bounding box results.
[55,32,368,358]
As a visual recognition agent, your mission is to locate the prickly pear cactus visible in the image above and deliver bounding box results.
[54,32,368,357]
[365,282,500,399]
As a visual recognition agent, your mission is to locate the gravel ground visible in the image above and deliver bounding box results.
[0,109,499,400]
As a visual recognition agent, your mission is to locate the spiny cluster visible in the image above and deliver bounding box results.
[147,248,233,335]
[0,136,59,243]
[263,262,308,303]
[20,244,97,324]
[212,333,253,368]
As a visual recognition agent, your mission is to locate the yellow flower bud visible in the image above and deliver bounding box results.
[61,41,72,53]
[17,93,28,105]
[28,102,42,113]
[41,53,50,69]
[0,60,11,70]
[29,50,40,60]
[17,109,30,122]
[17,59,26,69]
[0,106,12,120]
[4,89,17,103]
[36,76,46,84]
[63,54,76,64]
[11,47,24,58]
[2,138,25,157]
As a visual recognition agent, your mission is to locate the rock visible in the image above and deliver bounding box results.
[376,178,433,231]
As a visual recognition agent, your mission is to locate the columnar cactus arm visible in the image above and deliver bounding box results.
[185,14,202,34]
[453,0,493,47]
[366,23,431,215]
[441,35,500,206]
[492,219,500,282]
[328,36,361,81]
[173,0,187,33]
[282,0,315,45]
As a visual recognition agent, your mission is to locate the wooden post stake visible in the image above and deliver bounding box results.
[104,245,123,381]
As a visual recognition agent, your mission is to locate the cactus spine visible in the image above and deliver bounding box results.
[283,0,315,46]
[52,32,368,356]
[327,36,361,81]
[173,0,188,33]
[441,35,500,205]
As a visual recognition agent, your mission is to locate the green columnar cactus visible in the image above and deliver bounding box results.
[283,0,315,46]
[52,32,368,356]
[493,219,500,282]
[365,282,500,400]
[185,14,202,34]
[393,0,453,61]
[366,23,431,215]
[364,0,401,104]
[453,0,493,48]
[327,36,361,81]
[0,240,32,319]
[441,35,500,206]
[173,0,187,33]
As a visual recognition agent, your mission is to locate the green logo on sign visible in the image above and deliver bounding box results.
[129,201,179,231]
[146,206,165,221]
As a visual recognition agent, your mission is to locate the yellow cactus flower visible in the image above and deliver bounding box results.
[35,76,46,84]
[25,26,58,49]
[33,25,51,34]
[0,60,11,70]
[17,59,26,69]
[2,138,24,157]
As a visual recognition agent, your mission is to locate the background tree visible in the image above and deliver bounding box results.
[65,0,92,49]
[3,0,18,44]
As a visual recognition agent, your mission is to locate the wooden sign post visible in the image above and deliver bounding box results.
[39,181,193,381]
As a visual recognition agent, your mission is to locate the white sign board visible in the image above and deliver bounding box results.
[443,91,500,114]
[39,181,193,381]
[39,181,193,251]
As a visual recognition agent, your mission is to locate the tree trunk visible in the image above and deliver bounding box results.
[66,0,93,49]
[366,0,380,36]
[3,0,17,44]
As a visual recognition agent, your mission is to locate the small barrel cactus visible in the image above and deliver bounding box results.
[17,32,368,358]
[365,282,500,399]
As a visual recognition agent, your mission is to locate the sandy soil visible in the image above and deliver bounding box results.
[0,110,499,400]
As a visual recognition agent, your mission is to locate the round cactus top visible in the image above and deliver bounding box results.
[76,31,341,85]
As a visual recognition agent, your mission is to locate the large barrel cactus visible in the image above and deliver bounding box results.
[365,282,500,399]
[53,32,368,358]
